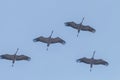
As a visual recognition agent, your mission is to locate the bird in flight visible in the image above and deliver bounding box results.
[33,30,66,50]
[65,17,96,37]
[0,48,31,67]
[76,51,109,71]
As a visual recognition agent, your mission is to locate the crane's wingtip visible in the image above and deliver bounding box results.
[26,57,31,61]
[64,22,71,26]
[28,58,31,61]
[91,28,96,33]
[61,40,66,45]
[33,38,38,42]
[76,59,81,63]
[93,30,96,33]
[64,22,68,26]
[105,62,109,66]
[0,54,5,59]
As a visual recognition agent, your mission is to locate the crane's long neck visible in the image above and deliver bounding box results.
[92,51,95,59]
[80,17,84,25]
[77,17,84,37]
[46,31,54,51]
[12,48,19,67]
[49,30,53,38]
[90,51,96,72]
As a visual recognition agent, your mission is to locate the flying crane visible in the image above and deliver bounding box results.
[33,30,66,50]
[76,51,109,71]
[0,48,31,67]
[65,17,96,37]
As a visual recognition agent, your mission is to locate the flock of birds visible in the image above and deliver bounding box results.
[0,17,109,71]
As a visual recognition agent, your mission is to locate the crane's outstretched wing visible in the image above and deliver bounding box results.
[93,59,109,66]
[50,37,66,44]
[0,54,14,60]
[0,54,31,61]
[64,21,78,29]
[81,25,96,33]
[76,57,108,66]
[15,55,31,61]
[76,57,91,64]
[33,36,49,43]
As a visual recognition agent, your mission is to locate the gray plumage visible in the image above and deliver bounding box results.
[0,48,31,67]
[65,17,96,37]
[0,54,31,61]
[33,36,65,44]
[33,30,66,50]
[76,57,108,66]
[76,51,109,71]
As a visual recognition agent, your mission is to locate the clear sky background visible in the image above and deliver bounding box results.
[0,0,119,80]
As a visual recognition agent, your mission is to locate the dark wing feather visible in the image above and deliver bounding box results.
[15,55,31,61]
[76,57,91,64]
[0,54,31,61]
[33,36,49,43]
[77,57,109,66]
[64,22,78,29]
[81,25,96,33]
[93,59,109,66]
[50,37,66,44]
[0,54,14,60]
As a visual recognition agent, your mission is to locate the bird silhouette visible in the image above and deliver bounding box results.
[76,51,108,71]
[65,17,96,37]
[0,48,31,67]
[33,30,66,50]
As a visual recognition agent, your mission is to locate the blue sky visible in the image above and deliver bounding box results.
[0,0,119,80]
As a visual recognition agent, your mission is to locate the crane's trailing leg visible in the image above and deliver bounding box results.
[46,44,50,51]
[90,63,93,72]
[77,29,80,37]
[12,48,19,67]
